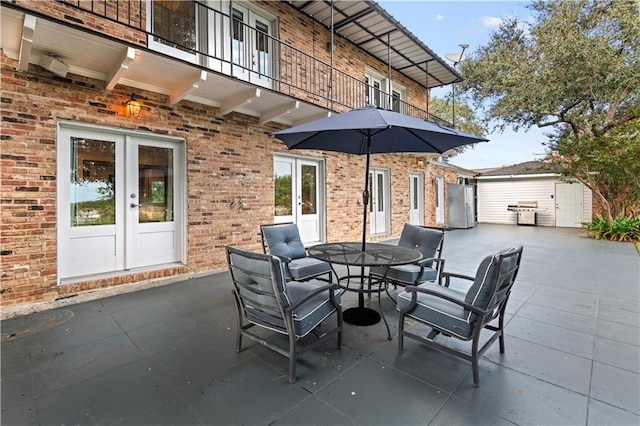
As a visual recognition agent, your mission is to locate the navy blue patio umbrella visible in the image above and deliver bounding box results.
[271,105,487,326]
[271,105,487,248]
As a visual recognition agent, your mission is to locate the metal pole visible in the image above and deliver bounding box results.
[330,0,334,110]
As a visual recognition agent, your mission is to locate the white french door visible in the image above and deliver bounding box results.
[369,169,389,235]
[273,156,324,243]
[57,124,184,281]
[409,173,424,225]
[231,4,274,87]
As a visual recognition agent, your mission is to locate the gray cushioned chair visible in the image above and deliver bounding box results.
[396,246,523,387]
[370,224,445,288]
[226,246,342,383]
[261,223,333,282]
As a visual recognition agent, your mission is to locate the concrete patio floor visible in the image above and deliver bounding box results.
[1,224,639,425]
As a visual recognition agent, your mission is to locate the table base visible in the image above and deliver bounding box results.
[343,307,381,326]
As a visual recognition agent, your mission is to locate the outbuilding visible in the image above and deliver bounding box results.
[475,161,593,227]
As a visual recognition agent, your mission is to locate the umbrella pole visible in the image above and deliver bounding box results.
[358,139,371,309]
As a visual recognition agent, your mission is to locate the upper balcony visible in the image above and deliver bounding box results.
[1,0,459,127]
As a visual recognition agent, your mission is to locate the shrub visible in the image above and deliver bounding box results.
[582,215,640,242]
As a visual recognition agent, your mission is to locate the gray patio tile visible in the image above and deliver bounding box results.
[0,399,38,426]
[594,336,640,373]
[505,315,594,358]
[31,332,143,396]
[0,342,34,409]
[599,295,640,313]
[109,298,183,331]
[598,306,640,327]
[429,396,517,426]
[484,335,592,394]
[25,313,123,360]
[273,395,358,425]
[595,318,639,346]
[182,357,310,425]
[316,357,449,425]
[526,292,598,317]
[249,334,363,391]
[587,398,640,426]
[515,302,596,334]
[126,310,225,356]
[590,362,640,414]
[453,362,589,425]
[35,359,197,425]
[370,333,471,393]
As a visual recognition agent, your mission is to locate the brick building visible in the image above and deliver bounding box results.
[1,0,463,310]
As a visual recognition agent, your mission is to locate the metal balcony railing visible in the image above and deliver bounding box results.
[60,0,452,126]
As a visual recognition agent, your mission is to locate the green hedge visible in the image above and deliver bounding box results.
[582,215,640,242]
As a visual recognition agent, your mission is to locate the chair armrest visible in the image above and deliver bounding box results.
[416,256,442,266]
[402,284,486,315]
[440,271,474,287]
[285,283,340,312]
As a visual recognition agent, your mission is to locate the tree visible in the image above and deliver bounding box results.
[459,0,640,218]
[429,95,487,157]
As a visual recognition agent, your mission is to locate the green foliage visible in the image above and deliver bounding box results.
[430,96,487,156]
[458,0,640,218]
[582,215,640,242]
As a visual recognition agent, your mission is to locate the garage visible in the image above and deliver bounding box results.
[476,161,593,227]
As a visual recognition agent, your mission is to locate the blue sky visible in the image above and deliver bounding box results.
[379,0,549,170]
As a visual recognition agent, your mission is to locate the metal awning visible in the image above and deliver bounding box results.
[288,0,461,89]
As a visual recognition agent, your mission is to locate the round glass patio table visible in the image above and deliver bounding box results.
[308,242,422,339]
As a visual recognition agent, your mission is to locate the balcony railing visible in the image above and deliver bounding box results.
[60,0,452,126]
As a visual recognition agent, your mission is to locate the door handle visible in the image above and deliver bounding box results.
[130,203,140,208]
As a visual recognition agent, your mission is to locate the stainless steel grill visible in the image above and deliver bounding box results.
[507,201,540,225]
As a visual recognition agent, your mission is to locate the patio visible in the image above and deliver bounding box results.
[1,224,638,425]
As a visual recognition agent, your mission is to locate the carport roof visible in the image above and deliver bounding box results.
[287,0,461,89]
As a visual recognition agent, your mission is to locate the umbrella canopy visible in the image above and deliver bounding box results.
[271,105,487,155]
[270,105,487,250]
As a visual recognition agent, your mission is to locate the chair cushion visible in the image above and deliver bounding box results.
[396,283,473,339]
[464,247,518,311]
[262,224,307,260]
[288,257,332,281]
[247,280,340,337]
[370,264,437,285]
[398,224,443,264]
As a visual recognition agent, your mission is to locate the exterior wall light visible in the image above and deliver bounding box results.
[125,93,141,118]
[416,159,425,167]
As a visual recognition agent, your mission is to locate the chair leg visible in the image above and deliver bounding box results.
[232,290,243,352]
[471,332,481,387]
[397,313,405,352]
[288,332,297,384]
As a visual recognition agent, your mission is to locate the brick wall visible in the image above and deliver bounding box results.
[1,1,460,309]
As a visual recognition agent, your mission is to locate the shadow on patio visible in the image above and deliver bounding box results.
[2,224,639,425]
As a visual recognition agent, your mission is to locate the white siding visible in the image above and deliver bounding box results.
[477,177,558,226]
[477,176,593,227]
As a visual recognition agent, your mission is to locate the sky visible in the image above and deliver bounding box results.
[379,0,549,170]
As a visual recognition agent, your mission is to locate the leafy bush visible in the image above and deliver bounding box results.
[582,215,640,242]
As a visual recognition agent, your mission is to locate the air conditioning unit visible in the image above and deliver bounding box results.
[39,55,69,77]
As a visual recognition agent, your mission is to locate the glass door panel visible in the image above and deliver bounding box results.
[138,146,174,223]
[274,159,294,221]
[71,138,116,227]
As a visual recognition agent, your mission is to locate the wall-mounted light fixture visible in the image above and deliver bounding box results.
[326,41,336,52]
[125,93,141,118]
[416,159,425,167]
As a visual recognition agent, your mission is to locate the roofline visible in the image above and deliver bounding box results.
[476,173,560,180]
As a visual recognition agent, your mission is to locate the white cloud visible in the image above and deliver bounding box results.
[436,13,444,21]
[482,16,503,28]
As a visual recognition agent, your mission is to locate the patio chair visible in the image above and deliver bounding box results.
[226,246,342,383]
[260,223,333,282]
[396,246,523,387]
[369,224,445,288]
